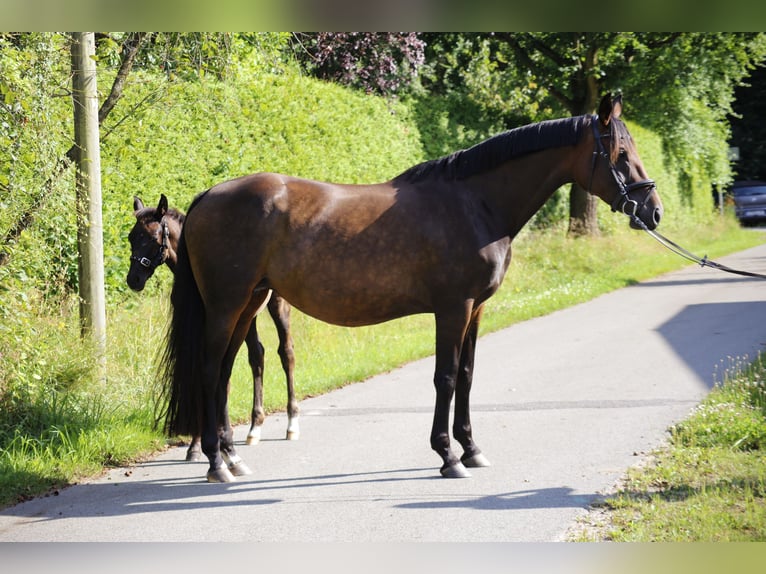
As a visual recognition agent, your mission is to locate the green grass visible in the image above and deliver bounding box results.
[571,354,766,541]
[1,216,763,509]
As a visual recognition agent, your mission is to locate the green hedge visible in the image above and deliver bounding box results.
[102,69,425,298]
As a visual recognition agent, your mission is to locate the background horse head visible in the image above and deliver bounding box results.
[126,194,184,292]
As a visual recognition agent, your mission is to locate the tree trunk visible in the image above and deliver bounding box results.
[567,182,601,237]
[71,32,106,379]
[567,39,601,237]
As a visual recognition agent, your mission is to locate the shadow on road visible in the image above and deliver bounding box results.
[395,486,595,511]
[656,301,766,390]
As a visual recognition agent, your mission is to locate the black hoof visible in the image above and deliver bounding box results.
[186,450,202,462]
[207,467,236,483]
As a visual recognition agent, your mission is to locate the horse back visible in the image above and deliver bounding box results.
[184,172,510,326]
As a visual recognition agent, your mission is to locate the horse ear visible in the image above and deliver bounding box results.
[597,94,614,126]
[134,196,144,212]
[157,194,168,218]
[612,94,623,120]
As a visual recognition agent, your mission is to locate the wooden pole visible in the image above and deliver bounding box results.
[71,32,106,379]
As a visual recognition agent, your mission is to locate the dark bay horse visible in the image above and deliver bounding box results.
[127,196,300,462]
[160,94,663,482]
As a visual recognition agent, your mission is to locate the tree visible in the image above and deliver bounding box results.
[291,33,426,97]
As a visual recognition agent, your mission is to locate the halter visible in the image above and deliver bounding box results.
[588,115,657,217]
[130,218,169,272]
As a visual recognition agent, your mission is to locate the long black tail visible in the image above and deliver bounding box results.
[157,191,209,437]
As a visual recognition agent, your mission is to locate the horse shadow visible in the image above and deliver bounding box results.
[0,459,598,523]
[394,486,596,511]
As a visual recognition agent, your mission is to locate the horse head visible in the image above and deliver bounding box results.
[583,94,663,231]
[126,194,171,291]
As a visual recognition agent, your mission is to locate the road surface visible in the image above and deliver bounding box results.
[1,242,765,542]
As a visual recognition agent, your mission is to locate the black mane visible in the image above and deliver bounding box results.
[396,115,590,183]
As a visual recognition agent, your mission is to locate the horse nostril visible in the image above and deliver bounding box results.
[653,208,662,227]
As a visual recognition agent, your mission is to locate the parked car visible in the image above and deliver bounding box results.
[731,181,766,226]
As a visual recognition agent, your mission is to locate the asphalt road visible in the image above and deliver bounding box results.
[1,242,765,542]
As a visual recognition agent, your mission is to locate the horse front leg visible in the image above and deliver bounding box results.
[453,304,491,469]
[269,294,300,440]
[431,306,473,478]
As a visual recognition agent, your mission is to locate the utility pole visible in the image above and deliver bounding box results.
[71,32,106,380]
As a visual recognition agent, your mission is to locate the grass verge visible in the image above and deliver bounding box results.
[570,354,766,541]
[1,217,764,509]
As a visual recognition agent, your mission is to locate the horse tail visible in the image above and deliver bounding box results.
[157,191,209,437]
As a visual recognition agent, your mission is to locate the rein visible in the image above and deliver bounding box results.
[131,218,169,271]
[629,215,766,280]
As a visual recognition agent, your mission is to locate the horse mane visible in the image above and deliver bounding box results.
[395,115,590,183]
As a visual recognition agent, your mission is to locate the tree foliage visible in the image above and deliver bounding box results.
[292,32,426,97]
[730,64,766,182]
[418,32,766,231]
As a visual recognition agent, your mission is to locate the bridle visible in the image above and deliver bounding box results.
[130,218,169,272]
[586,116,766,280]
[588,115,657,218]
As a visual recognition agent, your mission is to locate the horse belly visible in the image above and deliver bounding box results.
[268,253,432,327]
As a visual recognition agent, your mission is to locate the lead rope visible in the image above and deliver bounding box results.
[630,215,766,280]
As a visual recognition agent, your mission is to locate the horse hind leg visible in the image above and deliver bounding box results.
[270,294,300,440]
[244,319,266,445]
[202,291,271,482]
[186,436,203,462]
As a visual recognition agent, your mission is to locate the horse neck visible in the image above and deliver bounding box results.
[468,147,576,238]
[164,216,183,272]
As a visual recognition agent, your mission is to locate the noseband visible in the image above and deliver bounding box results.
[130,218,169,272]
[588,115,656,217]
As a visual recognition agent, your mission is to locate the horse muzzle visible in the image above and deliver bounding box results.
[613,180,662,231]
[630,202,663,230]
[126,269,148,292]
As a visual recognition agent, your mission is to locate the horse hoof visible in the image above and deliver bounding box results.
[228,461,253,477]
[245,427,261,446]
[462,452,491,468]
[207,467,236,483]
[186,451,202,462]
[440,462,472,478]
[286,429,300,441]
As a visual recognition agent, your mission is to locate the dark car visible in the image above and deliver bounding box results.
[732,181,766,226]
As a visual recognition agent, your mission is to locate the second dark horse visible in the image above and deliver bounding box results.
[127,196,300,463]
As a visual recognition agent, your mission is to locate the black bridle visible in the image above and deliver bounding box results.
[587,117,766,280]
[130,218,169,272]
[588,115,657,218]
